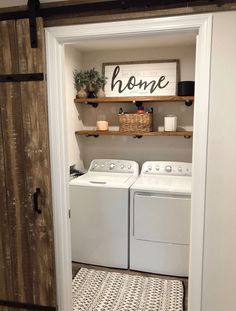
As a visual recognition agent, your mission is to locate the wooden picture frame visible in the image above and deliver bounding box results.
[102,59,180,97]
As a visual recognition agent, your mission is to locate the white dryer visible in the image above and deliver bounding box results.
[70,159,139,269]
[130,161,192,277]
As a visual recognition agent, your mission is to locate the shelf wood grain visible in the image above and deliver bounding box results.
[75,130,193,137]
[74,96,194,104]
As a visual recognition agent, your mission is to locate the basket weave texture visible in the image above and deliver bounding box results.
[119,112,153,132]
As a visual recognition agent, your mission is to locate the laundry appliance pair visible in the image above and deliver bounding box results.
[70,159,191,276]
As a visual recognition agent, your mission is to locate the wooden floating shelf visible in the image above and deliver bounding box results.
[74,96,194,104]
[75,130,193,137]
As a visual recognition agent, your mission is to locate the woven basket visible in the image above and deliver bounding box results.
[118,109,153,132]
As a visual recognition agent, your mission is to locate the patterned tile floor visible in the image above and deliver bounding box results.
[72,262,188,310]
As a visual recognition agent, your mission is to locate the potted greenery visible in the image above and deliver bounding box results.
[85,68,106,98]
[73,68,107,98]
[73,70,88,98]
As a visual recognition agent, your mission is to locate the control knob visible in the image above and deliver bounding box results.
[127,165,131,169]
[109,163,115,170]
[165,165,172,173]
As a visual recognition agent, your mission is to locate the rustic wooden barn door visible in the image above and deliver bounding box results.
[0,18,56,310]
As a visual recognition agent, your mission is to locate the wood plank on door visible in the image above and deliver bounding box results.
[0,20,18,74]
[0,19,19,305]
[20,80,56,307]
[0,89,13,305]
[16,18,45,74]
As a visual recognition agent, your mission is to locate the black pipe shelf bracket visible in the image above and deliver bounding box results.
[86,102,99,108]
[28,0,40,48]
[185,100,193,107]
[86,134,99,138]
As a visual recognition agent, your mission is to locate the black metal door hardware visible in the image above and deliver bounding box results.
[28,0,40,48]
[0,299,56,311]
[33,188,42,214]
[0,1,233,23]
[0,73,44,83]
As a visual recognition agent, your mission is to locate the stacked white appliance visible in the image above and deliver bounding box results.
[70,159,139,269]
[130,161,192,277]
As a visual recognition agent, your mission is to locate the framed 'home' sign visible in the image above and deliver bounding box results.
[103,60,179,97]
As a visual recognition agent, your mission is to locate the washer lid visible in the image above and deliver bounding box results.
[70,172,136,187]
[131,175,192,194]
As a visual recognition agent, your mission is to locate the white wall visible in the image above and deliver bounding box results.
[202,11,236,311]
[68,45,195,168]
[64,45,85,171]
[81,45,195,80]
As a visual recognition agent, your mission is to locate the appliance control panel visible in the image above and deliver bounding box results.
[141,161,192,176]
[89,159,139,175]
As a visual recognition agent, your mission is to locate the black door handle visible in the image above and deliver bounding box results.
[33,188,42,214]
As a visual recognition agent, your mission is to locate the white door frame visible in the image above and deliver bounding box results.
[45,14,212,311]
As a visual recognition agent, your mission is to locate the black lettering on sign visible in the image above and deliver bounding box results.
[158,75,169,89]
[111,65,170,94]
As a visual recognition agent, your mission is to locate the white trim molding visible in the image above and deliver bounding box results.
[45,31,73,311]
[45,14,212,311]
[188,15,212,311]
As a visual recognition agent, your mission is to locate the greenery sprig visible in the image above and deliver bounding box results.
[73,68,107,92]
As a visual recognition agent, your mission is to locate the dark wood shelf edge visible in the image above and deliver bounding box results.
[74,96,194,104]
[75,130,193,137]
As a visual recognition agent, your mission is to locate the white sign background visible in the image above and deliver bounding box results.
[103,60,179,97]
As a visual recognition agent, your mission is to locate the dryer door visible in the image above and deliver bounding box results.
[134,193,191,245]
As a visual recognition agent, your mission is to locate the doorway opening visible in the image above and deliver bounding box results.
[67,31,196,310]
[45,14,212,311]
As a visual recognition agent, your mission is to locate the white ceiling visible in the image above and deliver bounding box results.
[70,31,197,52]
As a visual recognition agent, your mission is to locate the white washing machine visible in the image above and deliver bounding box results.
[130,161,192,277]
[70,159,139,269]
